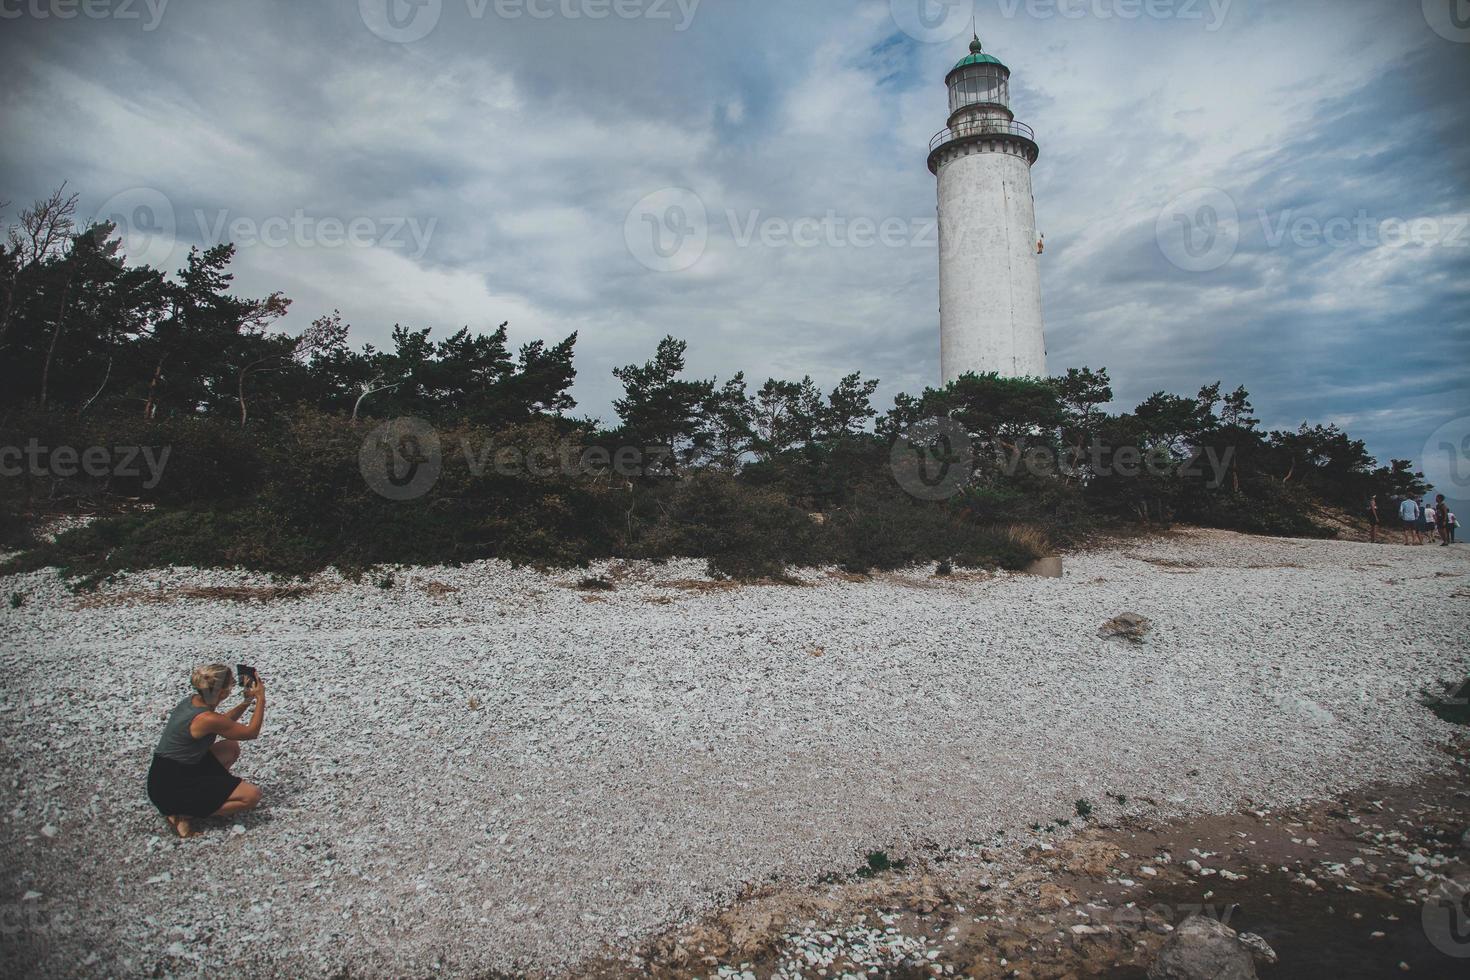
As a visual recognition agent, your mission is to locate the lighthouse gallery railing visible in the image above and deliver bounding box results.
[929,119,1035,152]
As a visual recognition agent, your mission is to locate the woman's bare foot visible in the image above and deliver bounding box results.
[166,815,194,839]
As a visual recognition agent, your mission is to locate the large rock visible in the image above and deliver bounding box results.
[1147,915,1258,980]
[1023,556,1064,578]
[1100,612,1152,643]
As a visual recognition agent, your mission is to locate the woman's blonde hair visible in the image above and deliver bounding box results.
[191,664,234,700]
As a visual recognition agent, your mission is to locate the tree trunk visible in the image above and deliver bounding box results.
[239,364,255,427]
[143,355,166,420]
[352,383,400,421]
[0,268,17,352]
[38,264,76,408]
[79,356,112,416]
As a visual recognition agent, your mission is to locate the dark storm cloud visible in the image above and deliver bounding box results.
[0,0,1465,495]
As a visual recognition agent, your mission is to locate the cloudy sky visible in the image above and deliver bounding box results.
[2,0,1467,497]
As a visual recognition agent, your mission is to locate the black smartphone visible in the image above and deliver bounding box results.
[237,664,259,689]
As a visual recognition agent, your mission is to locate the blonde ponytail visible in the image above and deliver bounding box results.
[190,664,233,701]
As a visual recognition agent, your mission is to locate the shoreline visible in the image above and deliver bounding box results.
[588,749,1470,979]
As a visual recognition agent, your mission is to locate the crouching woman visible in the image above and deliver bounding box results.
[146,664,266,837]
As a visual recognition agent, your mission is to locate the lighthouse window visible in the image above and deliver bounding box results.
[949,66,1010,114]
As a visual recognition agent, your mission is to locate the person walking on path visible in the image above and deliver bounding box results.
[1449,511,1460,544]
[1434,494,1450,546]
[1366,495,1382,543]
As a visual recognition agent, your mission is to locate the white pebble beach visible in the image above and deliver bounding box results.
[1,528,1466,977]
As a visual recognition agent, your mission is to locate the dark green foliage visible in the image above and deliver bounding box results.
[629,472,817,580]
[0,186,1429,583]
[856,851,908,878]
[1075,798,1093,819]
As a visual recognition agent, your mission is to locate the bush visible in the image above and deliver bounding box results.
[630,472,817,579]
[1184,473,1334,539]
[821,484,1047,574]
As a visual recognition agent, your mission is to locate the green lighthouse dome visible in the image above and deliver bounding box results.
[953,35,1006,71]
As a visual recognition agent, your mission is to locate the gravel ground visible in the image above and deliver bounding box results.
[1,529,1466,978]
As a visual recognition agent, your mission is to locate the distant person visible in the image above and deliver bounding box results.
[1418,497,1434,543]
[1399,495,1421,545]
[1449,511,1459,544]
[147,664,266,838]
[1366,495,1381,543]
[1434,494,1450,546]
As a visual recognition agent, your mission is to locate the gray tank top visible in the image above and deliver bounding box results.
[154,696,217,763]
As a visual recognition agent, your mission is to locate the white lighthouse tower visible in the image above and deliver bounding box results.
[929,34,1046,383]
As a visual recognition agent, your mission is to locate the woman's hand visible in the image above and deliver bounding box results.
[243,675,265,701]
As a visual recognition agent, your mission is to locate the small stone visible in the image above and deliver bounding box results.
[231,824,246,836]
[40,824,57,838]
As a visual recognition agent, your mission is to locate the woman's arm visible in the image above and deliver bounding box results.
[193,682,267,741]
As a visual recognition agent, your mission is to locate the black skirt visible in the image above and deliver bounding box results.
[147,751,241,818]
